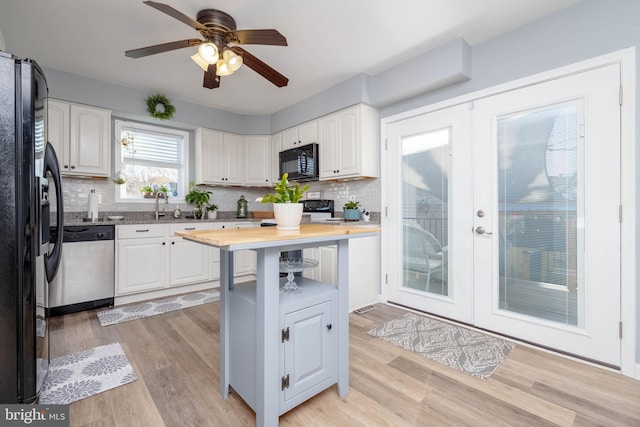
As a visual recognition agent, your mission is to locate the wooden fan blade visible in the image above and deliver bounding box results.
[143,1,207,31]
[203,64,220,89]
[227,29,287,46]
[230,46,289,87]
[125,39,201,58]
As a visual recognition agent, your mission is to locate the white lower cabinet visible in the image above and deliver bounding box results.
[117,235,167,294]
[169,224,211,286]
[116,224,167,295]
[116,221,262,303]
[303,246,336,284]
[116,223,214,299]
[230,223,258,278]
[228,279,337,415]
[303,235,380,311]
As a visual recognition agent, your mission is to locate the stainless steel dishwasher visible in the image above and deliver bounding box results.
[47,225,115,317]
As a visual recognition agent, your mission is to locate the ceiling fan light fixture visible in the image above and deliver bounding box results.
[190,53,209,71]
[197,42,219,64]
[223,49,243,72]
[216,58,233,76]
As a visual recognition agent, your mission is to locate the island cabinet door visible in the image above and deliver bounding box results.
[281,300,335,409]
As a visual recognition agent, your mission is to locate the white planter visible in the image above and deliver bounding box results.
[207,210,218,219]
[273,203,303,231]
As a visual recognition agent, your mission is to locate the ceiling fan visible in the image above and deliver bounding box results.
[125,1,289,89]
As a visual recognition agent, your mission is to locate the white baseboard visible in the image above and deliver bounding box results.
[114,280,219,306]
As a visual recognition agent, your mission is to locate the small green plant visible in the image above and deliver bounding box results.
[159,185,169,193]
[206,203,218,212]
[140,185,153,194]
[261,173,309,204]
[185,182,213,211]
[343,199,360,210]
[113,171,126,185]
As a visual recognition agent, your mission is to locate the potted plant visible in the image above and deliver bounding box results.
[185,182,212,220]
[343,198,361,220]
[140,185,153,198]
[206,203,219,219]
[261,173,309,230]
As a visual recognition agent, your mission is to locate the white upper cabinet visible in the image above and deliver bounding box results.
[318,116,337,178]
[270,132,282,183]
[47,100,68,171]
[47,99,111,177]
[318,104,379,180]
[195,128,244,185]
[244,135,272,186]
[281,121,318,150]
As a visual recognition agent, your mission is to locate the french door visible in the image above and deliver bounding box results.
[386,104,474,323]
[386,63,621,366]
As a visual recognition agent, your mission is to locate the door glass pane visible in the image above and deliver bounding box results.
[402,128,450,295]
[497,103,583,326]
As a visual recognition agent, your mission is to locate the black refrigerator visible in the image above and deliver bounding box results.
[0,51,64,403]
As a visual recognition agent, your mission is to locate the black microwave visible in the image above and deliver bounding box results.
[279,143,319,181]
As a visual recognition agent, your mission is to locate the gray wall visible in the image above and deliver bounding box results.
[45,68,270,135]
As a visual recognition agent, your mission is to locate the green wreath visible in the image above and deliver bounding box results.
[146,93,175,120]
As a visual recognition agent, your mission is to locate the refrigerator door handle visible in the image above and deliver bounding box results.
[43,142,63,283]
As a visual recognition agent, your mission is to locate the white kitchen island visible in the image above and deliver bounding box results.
[175,223,380,427]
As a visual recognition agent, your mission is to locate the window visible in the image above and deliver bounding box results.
[114,120,189,202]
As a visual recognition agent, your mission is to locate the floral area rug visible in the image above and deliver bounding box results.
[40,343,137,404]
[97,289,220,326]
[368,312,514,379]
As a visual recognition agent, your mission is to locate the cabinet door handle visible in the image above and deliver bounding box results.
[162,242,166,245]
[70,165,76,169]
[184,227,196,230]
[63,164,69,169]
[136,229,149,233]
[326,324,332,330]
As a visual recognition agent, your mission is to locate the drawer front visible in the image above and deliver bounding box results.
[117,224,166,239]
[169,222,211,235]
[234,222,259,228]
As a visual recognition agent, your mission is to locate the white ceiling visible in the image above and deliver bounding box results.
[0,0,581,115]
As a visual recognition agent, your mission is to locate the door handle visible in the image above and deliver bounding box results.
[475,226,493,235]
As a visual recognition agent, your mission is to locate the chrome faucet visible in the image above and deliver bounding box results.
[155,191,168,220]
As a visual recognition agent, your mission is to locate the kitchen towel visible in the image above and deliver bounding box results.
[87,189,99,221]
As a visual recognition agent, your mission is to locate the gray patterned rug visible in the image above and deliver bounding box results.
[40,343,137,404]
[97,289,220,326]
[368,312,514,379]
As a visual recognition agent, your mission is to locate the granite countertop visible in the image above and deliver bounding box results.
[57,211,271,227]
[57,211,381,228]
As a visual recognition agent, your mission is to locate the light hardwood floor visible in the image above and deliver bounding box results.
[49,301,640,426]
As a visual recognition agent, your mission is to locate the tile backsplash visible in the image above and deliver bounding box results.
[57,177,381,215]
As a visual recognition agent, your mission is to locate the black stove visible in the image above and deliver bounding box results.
[302,199,334,220]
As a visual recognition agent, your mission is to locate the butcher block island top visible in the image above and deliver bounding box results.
[174,223,380,249]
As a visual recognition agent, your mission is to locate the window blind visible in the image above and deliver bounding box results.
[122,127,183,165]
